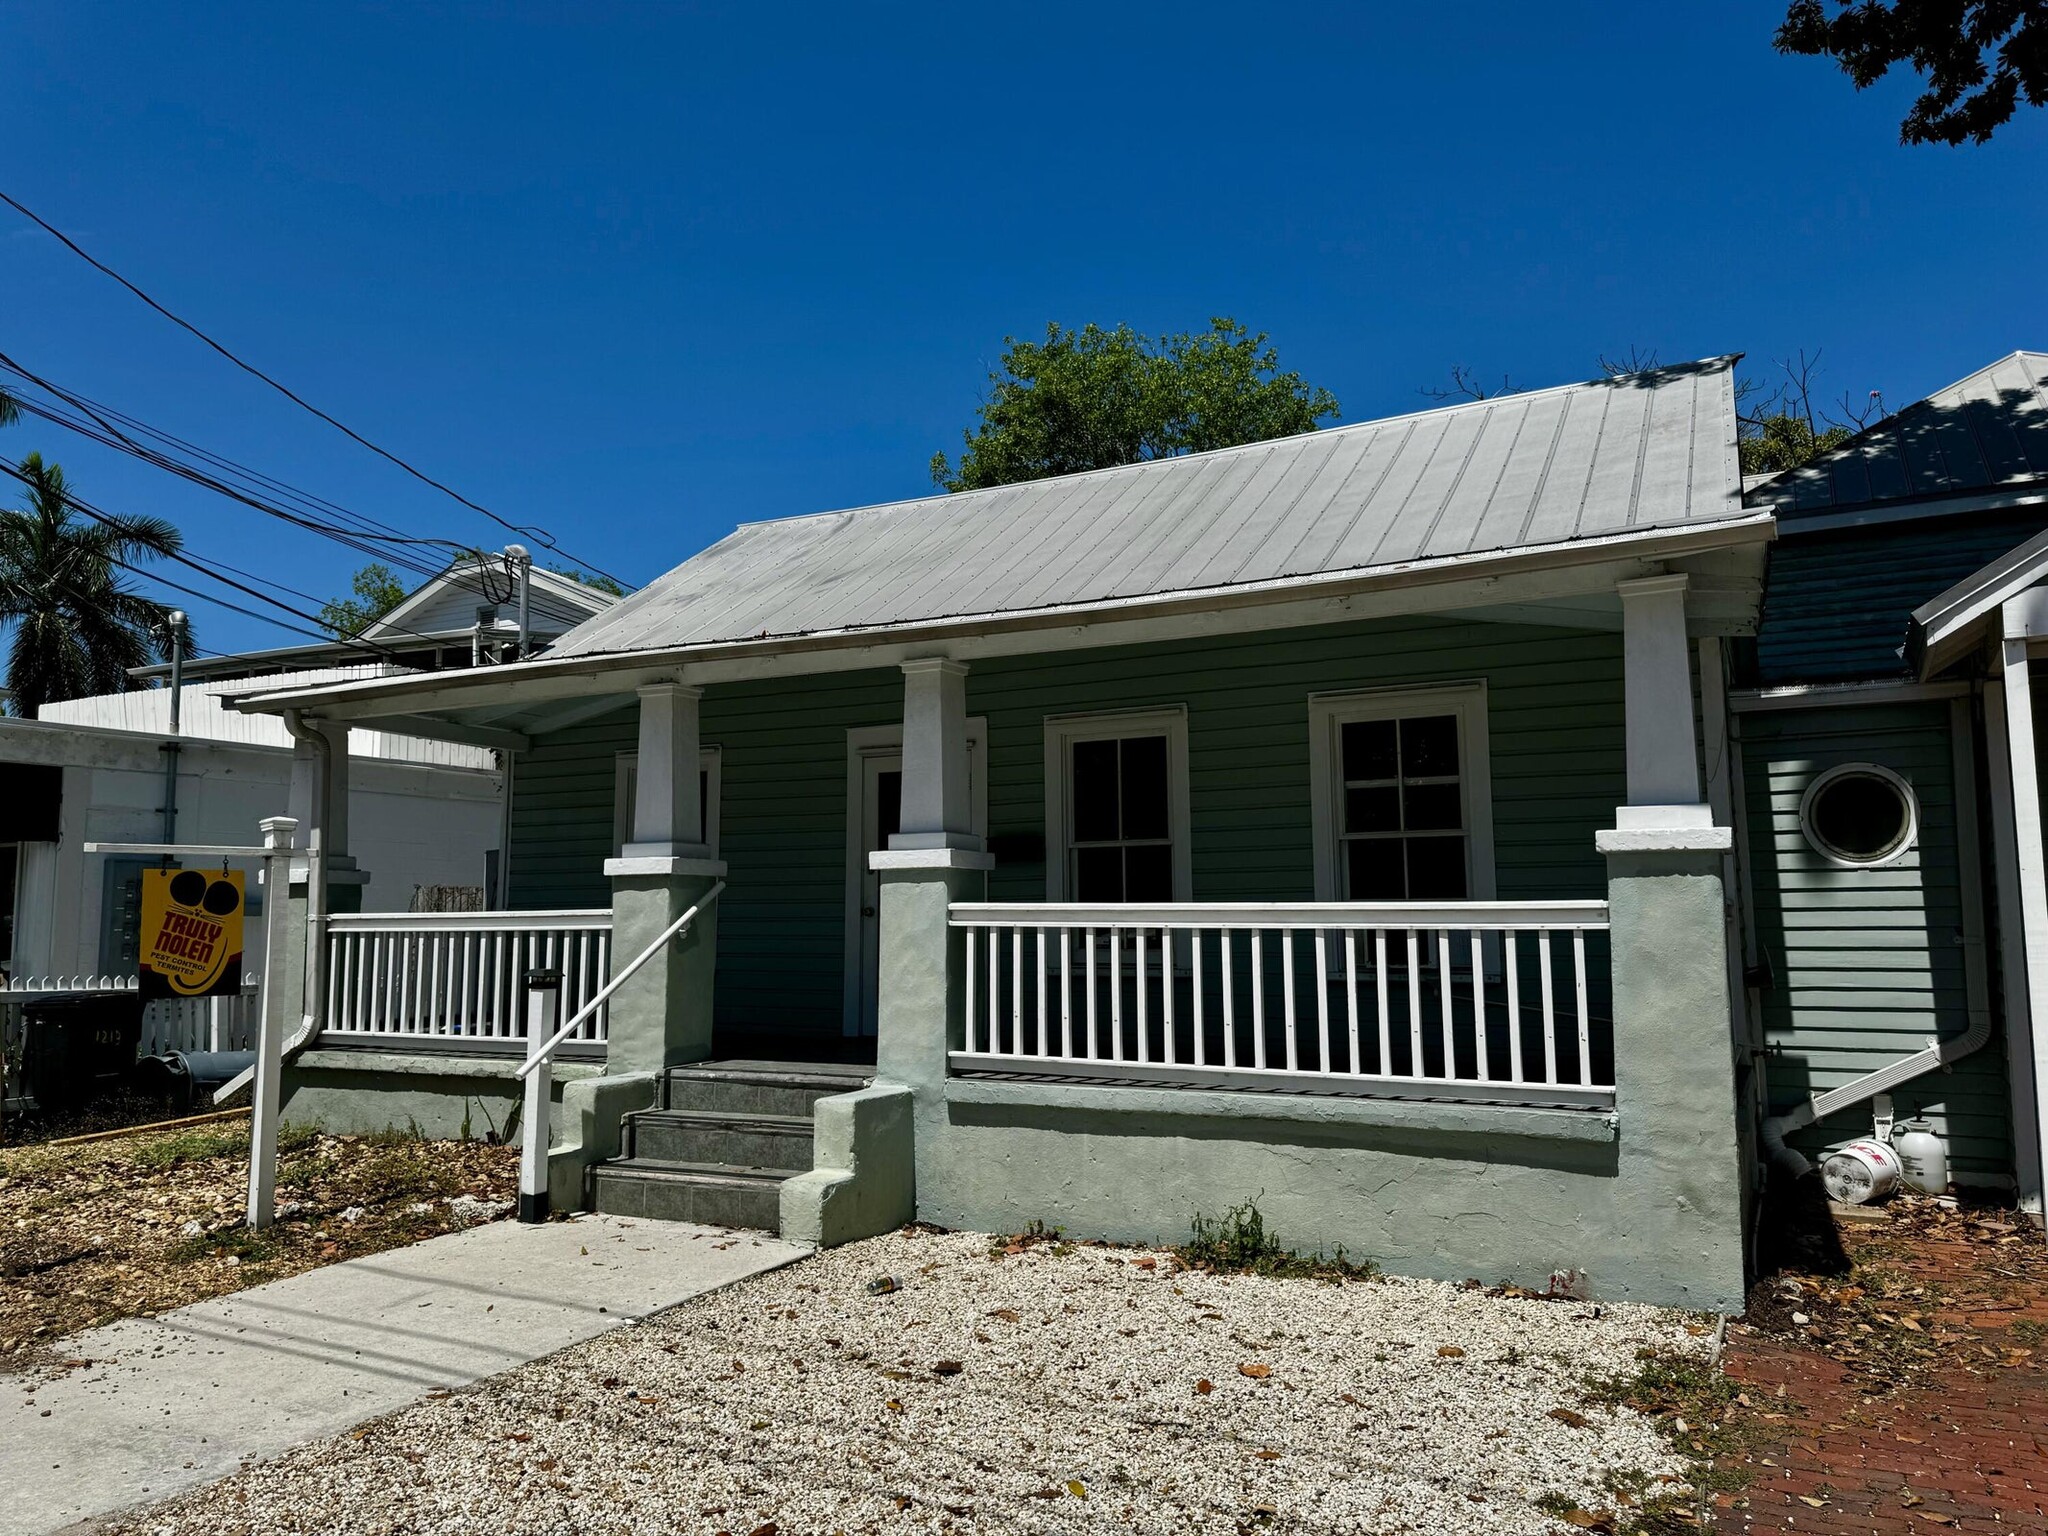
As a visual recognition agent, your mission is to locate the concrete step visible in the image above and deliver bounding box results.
[627,1108,815,1169]
[662,1060,870,1117]
[589,1159,799,1231]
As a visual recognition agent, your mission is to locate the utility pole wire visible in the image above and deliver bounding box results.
[0,187,631,589]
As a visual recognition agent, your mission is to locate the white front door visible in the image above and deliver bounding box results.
[855,752,903,1037]
[842,720,988,1037]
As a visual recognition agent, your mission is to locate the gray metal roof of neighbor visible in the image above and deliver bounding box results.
[551,356,1747,659]
[1747,351,2048,519]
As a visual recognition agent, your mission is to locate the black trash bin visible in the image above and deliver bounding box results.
[22,993,147,1110]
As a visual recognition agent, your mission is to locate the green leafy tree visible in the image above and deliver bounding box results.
[1777,1,2048,144]
[319,561,408,638]
[0,387,16,429]
[0,453,183,715]
[931,318,1339,492]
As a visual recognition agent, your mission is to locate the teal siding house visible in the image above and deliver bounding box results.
[1738,352,2048,1213]
[227,354,1930,1312]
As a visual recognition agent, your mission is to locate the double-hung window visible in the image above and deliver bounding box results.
[1045,707,1191,903]
[1308,684,1494,904]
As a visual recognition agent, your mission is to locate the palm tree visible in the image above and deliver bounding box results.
[0,452,184,715]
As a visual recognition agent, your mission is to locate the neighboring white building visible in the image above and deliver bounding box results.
[0,559,618,979]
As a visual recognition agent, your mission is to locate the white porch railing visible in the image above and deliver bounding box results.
[321,910,613,1050]
[950,901,1614,1108]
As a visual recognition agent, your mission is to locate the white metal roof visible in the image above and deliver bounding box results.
[551,357,1744,660]
[1748,351,2048,518]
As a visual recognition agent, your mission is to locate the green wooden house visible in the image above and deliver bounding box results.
[229,356,1789,1311]
[1736,351,2048,1216]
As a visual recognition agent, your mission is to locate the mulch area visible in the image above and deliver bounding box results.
[1710,1191,2048,1534]
[0,1116,517,1372]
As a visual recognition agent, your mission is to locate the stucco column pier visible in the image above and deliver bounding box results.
[874,659,991,1180]
[603,680,725,1072]
[1595,571,1746,1312]
[283,717,369,1022]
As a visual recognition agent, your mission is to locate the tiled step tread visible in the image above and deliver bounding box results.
[597,1157,810,1184]
[665,1063,871,1092]
[632,1108,815,1135]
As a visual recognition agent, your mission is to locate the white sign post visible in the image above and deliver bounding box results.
[85,815,301,1232]
[248,816,299,1229]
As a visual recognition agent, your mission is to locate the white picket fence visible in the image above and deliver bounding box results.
[949,901,1614,1108]
[0,974,262,1084]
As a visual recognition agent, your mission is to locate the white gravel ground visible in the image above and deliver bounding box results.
[102,1227,1711,1536]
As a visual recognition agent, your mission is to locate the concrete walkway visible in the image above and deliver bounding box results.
[4,1215,807,1536]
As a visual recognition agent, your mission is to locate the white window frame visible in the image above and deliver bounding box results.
[613,746,722,858]
[1308,682,1496,904]
[1044,706,1193,903]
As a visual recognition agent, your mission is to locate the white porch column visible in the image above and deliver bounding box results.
[626,682,707,856]
[891,658,979,851]
[605,679,724,1072]
[1997,613,2048,1212]
[1615,573,1711,830]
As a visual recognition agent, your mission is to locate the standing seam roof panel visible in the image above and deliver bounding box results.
[543,357,1744,657]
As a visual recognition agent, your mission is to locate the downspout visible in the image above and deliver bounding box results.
[159,611,186,845]
[210,710,334,1105]
[277,708,332,1062]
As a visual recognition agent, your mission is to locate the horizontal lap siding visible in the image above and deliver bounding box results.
[1741,702,2012,1182]
[970,618,1622,908]
[509,617,1626,1043]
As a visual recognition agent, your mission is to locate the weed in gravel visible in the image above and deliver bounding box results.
[989,1219,1073,1258]
[1577,1349,1767,1531]
[1178,1199,1378,1282]
[165,1225,282,1266]
[129,1126,251,1167]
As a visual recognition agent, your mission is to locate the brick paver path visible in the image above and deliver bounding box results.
[1709,1205,2047,1534]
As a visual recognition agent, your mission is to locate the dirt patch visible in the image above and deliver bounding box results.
[0,1121,516,1370]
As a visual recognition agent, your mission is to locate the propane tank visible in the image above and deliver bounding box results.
[1890,1118,1949,1195]
[1821,1139,1903,1205]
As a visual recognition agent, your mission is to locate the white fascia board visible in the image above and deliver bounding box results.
[228,515,1776,725]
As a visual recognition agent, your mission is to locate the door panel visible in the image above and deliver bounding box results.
[857,757,902,1036]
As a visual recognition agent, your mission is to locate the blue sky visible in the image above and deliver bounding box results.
[4,2,2043,655]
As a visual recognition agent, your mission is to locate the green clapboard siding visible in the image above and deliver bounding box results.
[1754,511,2048,686]
[1741,702,2013,1182]
[508,614,1628,1042]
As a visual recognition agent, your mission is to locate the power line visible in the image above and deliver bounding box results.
[0,357,602,628]
[0,186,631,588]
[0,453,410,663]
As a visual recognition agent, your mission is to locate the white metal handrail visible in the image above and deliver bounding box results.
[322,909,613,1047]
[516,880,724,1223]
[949,899,1613,1107]
[515,881,724,1079]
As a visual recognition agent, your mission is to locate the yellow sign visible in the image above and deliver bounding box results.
[139,868,246,998]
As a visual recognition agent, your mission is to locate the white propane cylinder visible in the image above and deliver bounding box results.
[1890,1118,1949,1195]
[1821,1139,1903,1205]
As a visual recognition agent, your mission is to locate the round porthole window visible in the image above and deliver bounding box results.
[1799,764,1918,868]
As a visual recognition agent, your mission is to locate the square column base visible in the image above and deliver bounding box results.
[606,864,725,1073]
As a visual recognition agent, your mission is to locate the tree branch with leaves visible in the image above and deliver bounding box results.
[0,453,184,715]
[1777,0,2048,145]
[932,319,1339,493]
